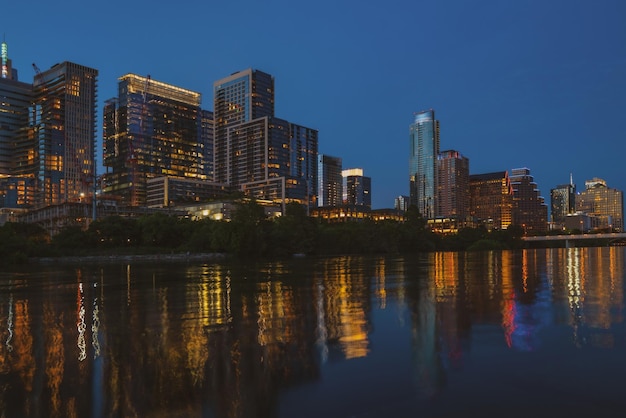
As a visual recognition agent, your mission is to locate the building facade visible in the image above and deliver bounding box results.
[509,167,548,233]
[318,154,343,207]
[0,61,33,208]
[213,68,318,209]
[550,175,576,225]
[409,109,439,219]
[576,177,623,232]
[342,168,371,208]
[29,62,98,208]
[102,74,209,206]
[469,171,513,230]
[437,149,469,221]
[395,195,409,212]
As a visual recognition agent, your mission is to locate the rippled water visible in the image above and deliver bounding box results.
[0,247,624,417]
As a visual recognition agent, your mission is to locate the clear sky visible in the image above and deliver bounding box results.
[4,0,625,209]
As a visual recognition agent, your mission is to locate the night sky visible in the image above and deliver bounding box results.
[4,0,625,209]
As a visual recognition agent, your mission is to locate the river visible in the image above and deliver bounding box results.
[0,247,625,417]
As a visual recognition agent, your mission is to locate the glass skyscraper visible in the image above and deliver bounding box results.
[550,174,576,224]
[437,149,469,220]
[510,167,548,233]
[102,74,207,206]
[317,154,343,207]
[29,62,98,208]
[342,168,371,208]
[409,109,439,219]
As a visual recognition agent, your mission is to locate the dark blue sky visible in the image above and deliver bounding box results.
[4,0,625,209]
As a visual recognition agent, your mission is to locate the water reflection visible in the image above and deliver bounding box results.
[0,248,623,416]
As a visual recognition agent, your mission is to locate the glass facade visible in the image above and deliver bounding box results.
[30,62,98,208]
[469,171,513,230]
[509,167,548,233]
[437,149,469,220]
[342,168,371,208]
[102,74,208,206]
[409,109,439,219]
[0,77,32,177]
[550,178,576,224]
[318,154,343,207]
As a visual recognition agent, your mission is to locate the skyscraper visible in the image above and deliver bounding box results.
[213,68,274,185]
[318,154,343,207]
[437,149,469,221]
[576,178,623,232]
[29,62,98,208]
[469,171,513,230]
[102,74,208,206]
[213,68,318,208]
[0,45,33,208]
[509,167,548,233]
[550,174,576,224]
[409,109,439,219]
[342,168,371,208]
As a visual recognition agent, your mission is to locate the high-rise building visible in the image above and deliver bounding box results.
[0,43,35,208]
[576,178,623,232]
[509,167,548,233]
[342,168,371,208]
[200,109,214,181]
[437,149,469,221]
[550,174,576,225]
[0,71,31,177]
[395,195,410,212]
[409,109,439,219]
[213,69,274,185]
[213,68,318,209]
[27,62,98,208]
[318,154,343,207]
[103,74,209,206]
[469,171,513,230]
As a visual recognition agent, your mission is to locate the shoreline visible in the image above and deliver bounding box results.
[31,252,228,264]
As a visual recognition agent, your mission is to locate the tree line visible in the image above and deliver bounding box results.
[0,201,529,264]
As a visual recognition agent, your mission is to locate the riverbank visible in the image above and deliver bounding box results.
[32,252,229,264]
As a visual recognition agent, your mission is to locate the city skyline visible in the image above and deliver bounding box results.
[3,0,625,209]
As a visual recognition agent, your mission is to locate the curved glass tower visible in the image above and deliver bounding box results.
[409,109,439,219]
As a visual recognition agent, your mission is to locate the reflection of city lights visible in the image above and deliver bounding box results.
[6,294,13,352]
[315,280,328,363]
[92,283,100,359]
[77,283,87,361]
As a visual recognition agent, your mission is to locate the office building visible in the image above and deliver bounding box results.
[342,168,371,208]
[395,195,410,212]
[469,171,513,230]
[26,62,98,208]
[318,154,343,207]
[102,74,210,206]
[550,174,576,225]
[213,68,318,209]
[437,150,469,221]
[510,167,548,233]
[576,178,623,232]
[0,42,35,208]
[409,109,439,219]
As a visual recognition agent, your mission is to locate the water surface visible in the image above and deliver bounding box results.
[0,248,624,417]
